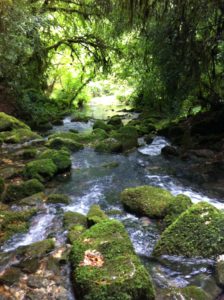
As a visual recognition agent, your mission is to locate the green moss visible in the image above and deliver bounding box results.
[87,205,108,226]
[18,192,46,206]
[47,137,84,151]
[20,148,37,159]
[159,286,210,300]
[71,219,155,300]
[38,149,71,172]
[95,138,122,153]
[121,185,175,218]
[4,179,44,203]
[0,112,29,132]
[164,194,192,226]
[24,159,58,182]
[93,120,114,132]
[2,129,41,144]
[92,128,108,140]
[0,209,36,245]
[153,202,224,258]
[17,239,55,257]
[107,116,123,127]
[63,211,87,230]
[0,177,5,195]
[68,225,87,243]
[47,193,70,204]
[111,126,138,151]
[71,112,89,123]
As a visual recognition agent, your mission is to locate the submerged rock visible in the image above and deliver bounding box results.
[71,219,155,300]
[4,179,44,202]
[24,159,58,182]
[153,202,224,258]
[156,286,210,300]
[121,185,175,218]
[87,205,108,226]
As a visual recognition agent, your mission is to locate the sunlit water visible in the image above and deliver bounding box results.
[1,98,224,298]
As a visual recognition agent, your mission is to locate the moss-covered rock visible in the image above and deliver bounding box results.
[0,209,36,245]
[68,224,87,244]
[87,205,108,226]
[0,177,5,195]
[111,125,138,151]
[1,129,41,144]
[18,192,46,206]
[47,193,70,204]
[121,185,175,218]
[71,219,155,300]
[157,286,210,300]
[93,120,114,132]
[92,128,108,140]
[63,211,87,230]
[47,137,84,151]
[24,159,58,182]
[38,149,71,173]
[153,202,224,258]
[71,112,89,123]
[19,148,37,159]
[95,138,122,153]
[164,194,192,226]
[107,116,123,127]
[4,179,44,203]
[0,112,29,132]
[16,239,55,258]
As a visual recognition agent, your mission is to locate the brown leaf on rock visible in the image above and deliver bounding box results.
[79,250,104,268]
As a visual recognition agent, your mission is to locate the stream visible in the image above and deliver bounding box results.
[1,96,223,299]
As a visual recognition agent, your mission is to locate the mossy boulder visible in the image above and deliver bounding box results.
[4,179,44,203]
[95,138,122,153]
[63,211,87,230]
[157,286,210,300]
[0,209,36,245]
[24,159,58,182]
[121,185,175,218]
[0,112,29,132]
[38,149,71,172]
[153,202,224,258]
[107,116,123,127]
[111,126,138,151]
[47,193,70,204]
[93,120,114,132]
[71,113,89,123]
[1,129,40,144]
[19,192,46,206]
[0,177,5,195]
[16,239,55,258]
[68,224,87,244]
[19,148,37,159]
[47,137,84,151]
[71,219,155,300]
[92,128,108,140]
[164,194,192,226]
[87,205,108,226]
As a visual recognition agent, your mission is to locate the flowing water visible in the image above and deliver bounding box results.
[1,96,223,299]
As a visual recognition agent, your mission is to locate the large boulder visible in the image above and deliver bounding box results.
[95,138,122,153]
[121,185,176,218]
[4,179,44,203]
[38,149,71,173]
[71,219,155,300]
[153,202,224,258]
[24,159,58,182]
[46,193,70,204]
[111,125,138,151]
[47,137,84,151]
[107,116,123,127]
[0,129,40,144]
